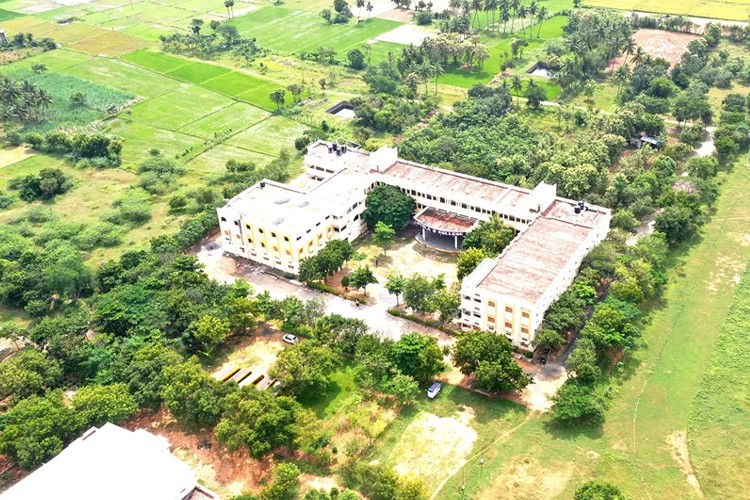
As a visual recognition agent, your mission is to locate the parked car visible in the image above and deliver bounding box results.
[282,334,299,344]
[427,381,442,399]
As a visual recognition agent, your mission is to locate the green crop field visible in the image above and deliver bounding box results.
[231,116,309,155]
[228,6,401,53]
[0,8,22,21]
[128,85,233,130]
[176,102,270,139]
[60,57,183,98]
[186,143,277,173]
[121,49,191,73]
[202,70,278,97]
[165,61,232,84]
[584,0,750,21]
[106,118,205,166]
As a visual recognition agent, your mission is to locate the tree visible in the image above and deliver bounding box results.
[511,75,523,108]
[348,266,378,296]
[287,83,305,103]
[0,392,78,469]
[118,342,182,409]
[382,373,420,405]
[391,333,444,383]
[574,481,628,500]
[432,286,460,325]
[363,185,416,231]
[187,315,231,356]
[162,358,233,428]
[260,462,301,500]
[456,247,486,280]
[372,221,395,255]
[524,81,547,109]
[269,342,339,397]
[566,337,600,384]
[69,91,86,107]
[0,348,63,404]
[550,381,608,427]
[463,216,515,256]
[270,89,286,109]
[535,5,548,37]
[215,386,300,458]
[654,205,699,245]
[299,256,324,283]
[533,328,564,351]
[385,273,406,305]
[71,383,138,429]
[402,273,438,313]
[347,48,366,70]
[452,330,531,392]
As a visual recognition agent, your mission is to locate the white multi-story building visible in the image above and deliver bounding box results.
[218,141,610,350]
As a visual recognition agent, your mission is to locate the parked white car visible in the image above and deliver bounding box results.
[282,334,299,345]
[427,381,442,399]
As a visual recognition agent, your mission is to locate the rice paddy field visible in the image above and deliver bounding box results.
[584,0,750,21]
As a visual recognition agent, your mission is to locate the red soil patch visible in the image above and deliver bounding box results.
[610,28,700,69]
[377,7,413,22]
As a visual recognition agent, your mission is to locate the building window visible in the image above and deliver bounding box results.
[521,327,529,334]
[285,251,291,256]
[488,301,496,308]
[260,242,266,248]
[461,203,467,209]
[488,316,495,323]
[440,197,445,203]
[505,306,513,313]
[258,228,264,233]
[271,232,277,238]
[234,220,239,226]
[284,236,289,242]
[522,311,530,319]
[220,217,226,222]
[505,321,512,329]
[273,246,278,253]
[246,224,252,230]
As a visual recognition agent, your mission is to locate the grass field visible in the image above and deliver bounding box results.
[437,15,567,93]
[584,0,750,21]
[2,69,133,133]
[0,7,23,20]
[176,102,270,138]
[60,57,183,98]
[228,6,401,53]
[128,85,232,130]
[689,266,750,498]
[429,156,750,499]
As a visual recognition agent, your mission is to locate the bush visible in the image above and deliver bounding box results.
[414,11,432,25]
[679,125,703,146]
[550,381,608,427]
[104,194,152,226]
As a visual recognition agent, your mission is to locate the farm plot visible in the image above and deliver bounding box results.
[165,61,231,84]
[128,85,233,130]
[0,7,24,20]
[0,48,92,71]
[68,30,151,55]
[230,116,308,155]
[177,102,269,139]
[584,0,750,21]
[186,144,276,174]
[2,69,133,133]
[201,71,273,97]
[106,118,204,165]
[228,6,401,53]
[60,56,182,97]
[121,49,191,72]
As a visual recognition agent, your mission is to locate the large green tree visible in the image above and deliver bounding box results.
[269,341,340,397]
[390,333,444,383]
[162,358,233,428]
[550,381,608,427]
[71,383,138,429]
[574,481,628,500]
[363,185,416,231]
[451,330,531,392]
[463,216,515,256]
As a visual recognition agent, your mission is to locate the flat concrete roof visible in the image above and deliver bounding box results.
[0,423,214,500]
[221,180,331,235]
[477,214,594,305]
[306,142,370,172]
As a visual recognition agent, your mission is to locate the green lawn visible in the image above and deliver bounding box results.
[433,157,750,499]
[0,8,23,21]
[228,6,401,53]
[689,262,750,498]
[165,61,232,84]
[106,118,205,166]
[297,359,361,418]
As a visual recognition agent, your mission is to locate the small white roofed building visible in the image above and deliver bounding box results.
[218,140,610,350]
[0,423,218,500]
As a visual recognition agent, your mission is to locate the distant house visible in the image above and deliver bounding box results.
[0,423,218,500]
[629,133,659,150]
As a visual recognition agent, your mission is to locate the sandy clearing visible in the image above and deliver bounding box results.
[519,364,567,412]
[479,458,573,500]
[610,29,699,69]
[391,407,477,486]
[667,431,703,497]
[0,147,34,169]
[375,23,437,45]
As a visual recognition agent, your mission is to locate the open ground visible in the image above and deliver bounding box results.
[585,0,750,21]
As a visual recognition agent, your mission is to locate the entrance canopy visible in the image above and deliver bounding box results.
[414,207,477,236]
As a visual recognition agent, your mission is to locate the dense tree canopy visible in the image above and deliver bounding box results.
[363,185,417,231]
[451,330,531,393]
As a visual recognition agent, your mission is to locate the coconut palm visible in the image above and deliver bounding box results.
[613,64,630,96]
[511,74,523,108]
[536,5,547,37]
[623,36,636,63]
[509,0,519,32]
[631,46,645,66]
[517,4,527,34]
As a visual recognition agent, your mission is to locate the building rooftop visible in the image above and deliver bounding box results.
[222,180,332,236]
[476,209,595,305]
[415,207,477,235]
[0,423,217,500]
[306,141,371,173]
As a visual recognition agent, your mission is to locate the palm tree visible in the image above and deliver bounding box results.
[500,2,510,33]
[433,63,444,94]
[623,36,636,63]
[471,0,483,29]
[536,6,547,37]
[517,5,527,35]
[509,0,519,32]
[511,74,523,108]
[418,61,434,94]
[613,64,630,96]
[527,0,537,37]
[224,0,234,19]
[631,46,645,66]
[356,0,365,20]
[366,1,373,18]
[449,0,462,15]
